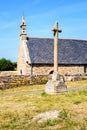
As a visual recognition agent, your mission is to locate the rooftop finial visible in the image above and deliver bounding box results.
[21,13,26,25]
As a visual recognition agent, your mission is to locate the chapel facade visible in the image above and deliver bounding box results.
[17,16,87,75]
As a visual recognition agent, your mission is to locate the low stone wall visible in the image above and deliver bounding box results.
[0,75,49,90]
[0,71,18,76]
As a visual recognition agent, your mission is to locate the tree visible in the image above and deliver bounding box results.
[0,58,17,71]
[12,62,17,70]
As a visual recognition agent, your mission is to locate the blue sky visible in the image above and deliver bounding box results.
[0,0,87,61]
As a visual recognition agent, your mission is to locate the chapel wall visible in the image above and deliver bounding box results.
[32,65,54,75]
[32,65,84,75]
[59,65,84,75]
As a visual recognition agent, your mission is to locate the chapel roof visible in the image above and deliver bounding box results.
[26,37,87,65]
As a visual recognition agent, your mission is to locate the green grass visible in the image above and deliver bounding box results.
[0,80,87,130]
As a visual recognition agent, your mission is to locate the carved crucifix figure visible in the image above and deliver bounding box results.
[52,22,62,81]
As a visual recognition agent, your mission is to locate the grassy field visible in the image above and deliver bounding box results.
[0,80,87,130]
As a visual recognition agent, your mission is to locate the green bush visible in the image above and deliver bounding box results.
[0,58,17,71]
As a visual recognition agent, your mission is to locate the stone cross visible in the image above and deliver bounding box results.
[52,22,62,80]
[45,22,67,94]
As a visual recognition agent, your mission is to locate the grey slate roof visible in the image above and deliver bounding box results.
[26,37,87,65]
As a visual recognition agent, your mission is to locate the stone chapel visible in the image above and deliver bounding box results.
[17,16,87,75]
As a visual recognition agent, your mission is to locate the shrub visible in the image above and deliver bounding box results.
[0,58,17,71]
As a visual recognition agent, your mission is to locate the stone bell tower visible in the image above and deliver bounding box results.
[17,15,29,75]
[20,15,27,40]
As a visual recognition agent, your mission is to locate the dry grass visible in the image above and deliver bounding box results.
[0,80,87,129]
[0,84,44,95]
[0,79,87,95]
[66,79,87,88]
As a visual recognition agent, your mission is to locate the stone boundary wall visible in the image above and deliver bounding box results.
[0,71,18,76]
[0,75,49,90]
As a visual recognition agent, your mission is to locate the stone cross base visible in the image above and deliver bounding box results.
[56,80,67,93]
[45,75,67,94]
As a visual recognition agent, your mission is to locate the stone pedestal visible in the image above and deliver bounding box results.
[45,80,54,94]
[55,80,67,93]
[45,74,67,94]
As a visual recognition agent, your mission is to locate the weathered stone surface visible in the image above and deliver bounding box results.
[64,74,82,81]
[0,75,49,89]
[45,22,67,94]
[32,110,60,123]
[45,80,54,94]
[45,79,67,94]
[45,74,67,94]
[56,81,67,93]
[0,71,17,76]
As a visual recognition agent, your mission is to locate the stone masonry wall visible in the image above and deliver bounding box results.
[17,40,31,75]
[33,65,53,75]
[0,71,18,76]
[32,65,84,75]
[0,65,84,90]
[17,40,27,75]
[0,75,49,90]
[59,65,84,75]
[0,65,84,77]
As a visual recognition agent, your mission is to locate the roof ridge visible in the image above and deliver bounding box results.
[60,38,87,41]
[28,37,53,39]
[28,37,87,41]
